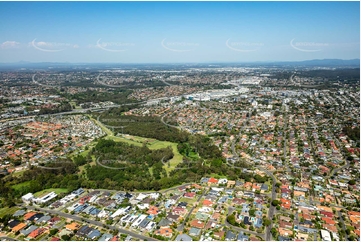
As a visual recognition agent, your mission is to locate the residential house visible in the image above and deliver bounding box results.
[189,227,201,237]
[190,220,205,229]
[98,233,113,241]
[227,180,236,188]
[167,213,180,223]
[203,199,213,207]
[20,225,38,236]
[12,222,27,233]
[237,232,249,241]
[27,228,47,240]
[184,192,196,199]
[225,230,237,241]
[87,229,101,240]
[175,234,193,241]
[157,218,172,227]
[147,206,159,215]
[278,228,293,237]
[66,222,81,232]
[208,178,218,186]
[154,228,173,238]
[172,207,187,216]
[213,231,225,240]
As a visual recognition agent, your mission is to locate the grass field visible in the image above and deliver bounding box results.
[12,181,31,191]
[69,101,81,110]
[10,169,26,178]
[179,197,197,205]
[106,135,183,174]
[187,151,200,159]
[33,188,69,198]
[105,135,143,147]
[88,115,184,174]
[148,141,183,174]
[208,173,228,179]
[0,207,19,218]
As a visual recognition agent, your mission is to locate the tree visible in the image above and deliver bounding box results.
[61,235,70,240]
[263,218,271,227]
[271,228,278,238]
[271,200,280,206]
[49,228,59,236]
[227,214,237,226]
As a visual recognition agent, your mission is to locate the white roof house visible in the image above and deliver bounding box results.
[22,193,34,203]
[320,230,331,241]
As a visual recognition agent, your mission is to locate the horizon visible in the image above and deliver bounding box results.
[0,58,360,66]
[0,1,360,63]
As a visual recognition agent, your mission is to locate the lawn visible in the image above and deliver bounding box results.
[148,141,183,174]
[208,173,228,179]
[78,156,96,175]
[0,206,19,218]
[10,169,26,178]
[187,151,200,159]
[12,181,31,192]
[89,114,184,174]
[69,101,81,110]
[179,197,197,205]
[34,188,69,198]
[106,135,183,174]
[105,135,143,147]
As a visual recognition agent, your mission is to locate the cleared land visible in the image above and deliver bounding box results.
[12,181,31,192]
[33,188,69,198]
[0,207,19,218]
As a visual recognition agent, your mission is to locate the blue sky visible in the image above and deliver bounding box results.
[0,1,359,63]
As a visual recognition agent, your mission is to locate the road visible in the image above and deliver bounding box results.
[96,74,124,88]
[161,113,182,130]
[225,206,265,240]
[257,166,277,241]
[0,237,18,241]
[337,210,349,241]
[177,189,206,232]
[25,206,156,241]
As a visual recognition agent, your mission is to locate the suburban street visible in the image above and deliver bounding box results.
[25,206,157,241]
[257,166,277,241]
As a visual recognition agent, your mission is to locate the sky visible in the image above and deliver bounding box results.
[0,1,359,63]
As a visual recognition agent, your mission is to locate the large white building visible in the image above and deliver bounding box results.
[320,229,331,241]
[34,191,57,204]
[22,193,34,204]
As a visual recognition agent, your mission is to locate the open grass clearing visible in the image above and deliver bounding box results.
[34,188,69,198]
[207,173,228,179]
[89,114,185,174]
[179,197,197,204]
[0,206,19,218]
[106,135,183,174]
[105,135,142,147]
[12,181,31,192]
[10,169,26,178]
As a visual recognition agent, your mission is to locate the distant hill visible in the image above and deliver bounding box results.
[273,59,360,67]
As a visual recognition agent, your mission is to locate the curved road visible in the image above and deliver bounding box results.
[161,114,182,130]
[96,74,124,88]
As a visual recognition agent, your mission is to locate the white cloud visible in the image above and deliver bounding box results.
[1,41,20,49]
[30,39,79,52]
